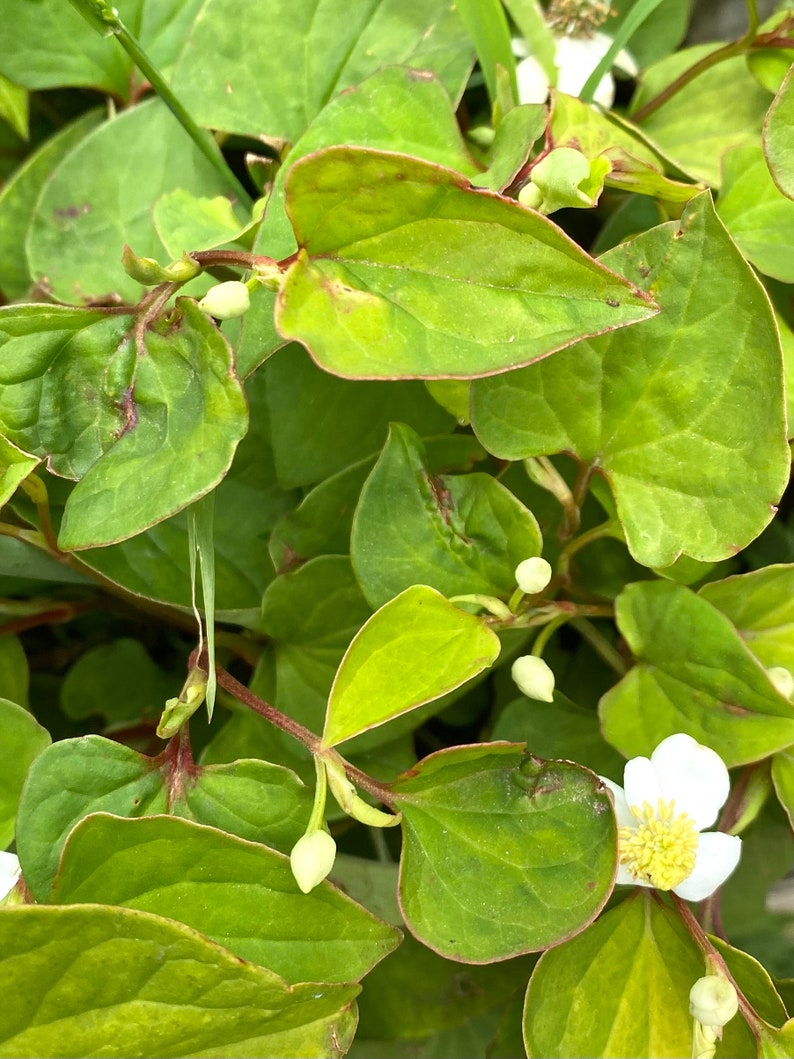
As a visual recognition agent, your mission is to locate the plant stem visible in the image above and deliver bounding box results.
[65,0,252,206]
[632,0,761,124]
[212,660,322,754]
[570,617,627,676]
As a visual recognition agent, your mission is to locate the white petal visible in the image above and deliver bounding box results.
[623,755,663,810]
[615,863,655,888]
[651,734,730,829]
[672,833,742,902]
[0,851,20,901]
[591,75,616,110]
[598,777,635,828]
[516,55,550,105]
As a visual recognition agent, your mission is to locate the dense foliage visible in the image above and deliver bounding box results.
[1,0,794,1055]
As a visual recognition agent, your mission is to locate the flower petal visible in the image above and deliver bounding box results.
[623,755,663,810]
[672,832,742,902]
[599,777,635,828]
[651,734,730,829]
[615,862,656,888]
[0,851,20,902]
[516,55,550,105]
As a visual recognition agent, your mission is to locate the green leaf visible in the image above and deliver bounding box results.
[263,344,454,488]
[0,109,103,300]
[16,736,169,901]
[717,144,794,281]
[261,554,372,732]
[57,299,248,549]
[764,63,794,201]
[0,697,49,850]
[610,0,690,67]
[470,194,790,568]
[550,93,702,203]
[53,814,401,985]
[0,636,28,709]
[772,751,794,831]
[16,734,315,901]
[0,0,204,98]
[0,74,28,140]
[599,580,794,766]
[269,435,486,571]
[27,99,236,303]
[454,0,517,109]
[74,367,296,621]
[351,423,542,608]
[154,189,249,259]
[629,47,770,187]
[699,564,794,673]
[470,103,546,192]
[492,692,626,779]
[0,904,358,1059]
[0,305,132,479]
[254,65,481,269]
[0,435,39,511]
[171,0,473,140]
[275,147,656,379]
[394,745,615,962]
[522,891,759,1059]
[322,586,500,748]
[60,638,173,724]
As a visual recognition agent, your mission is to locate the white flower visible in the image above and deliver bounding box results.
[289,829,336,894]
[515,32,637,109]
[515,556,553,595]
[0,851,21,903]
[511,654,555,702]
[600,734,742,901]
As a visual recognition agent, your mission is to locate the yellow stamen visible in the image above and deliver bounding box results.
[618,798,698,890]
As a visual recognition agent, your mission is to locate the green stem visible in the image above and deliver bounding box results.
[632,0,760,124]
[65,0,252,206]
[557,520,618,581]
[308,756,329,832]
[570,617,627,676]
[531,613,568,657]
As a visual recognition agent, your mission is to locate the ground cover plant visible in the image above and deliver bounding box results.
[1,0,794,1055]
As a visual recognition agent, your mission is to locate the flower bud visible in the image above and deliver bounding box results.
[767,665,794,700]
[198,280,250,320]
[512,655,555,702]
[515,556,552,595]
[689,975,739,1029]
[289,829,336,894]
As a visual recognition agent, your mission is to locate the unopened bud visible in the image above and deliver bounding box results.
[289,829,336,894]
[511,655,555,702]
[767,666,794,700]
[515,557,552,595]
[689,975,739,1029]
[198,280,250,320]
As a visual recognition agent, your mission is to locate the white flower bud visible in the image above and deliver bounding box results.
[767,665,794,700]
[198,280,250,320]
[289,830,336,893]
[512,655,555,702]
[515,556,553,595]
[689,975,739,1028]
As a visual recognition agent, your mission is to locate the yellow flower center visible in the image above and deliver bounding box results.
[618,799,698,890]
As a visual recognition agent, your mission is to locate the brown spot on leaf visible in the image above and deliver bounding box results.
[54,203,91,220]
[606,297,620,308]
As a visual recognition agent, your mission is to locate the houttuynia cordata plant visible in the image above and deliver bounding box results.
[0,0,794,1055]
